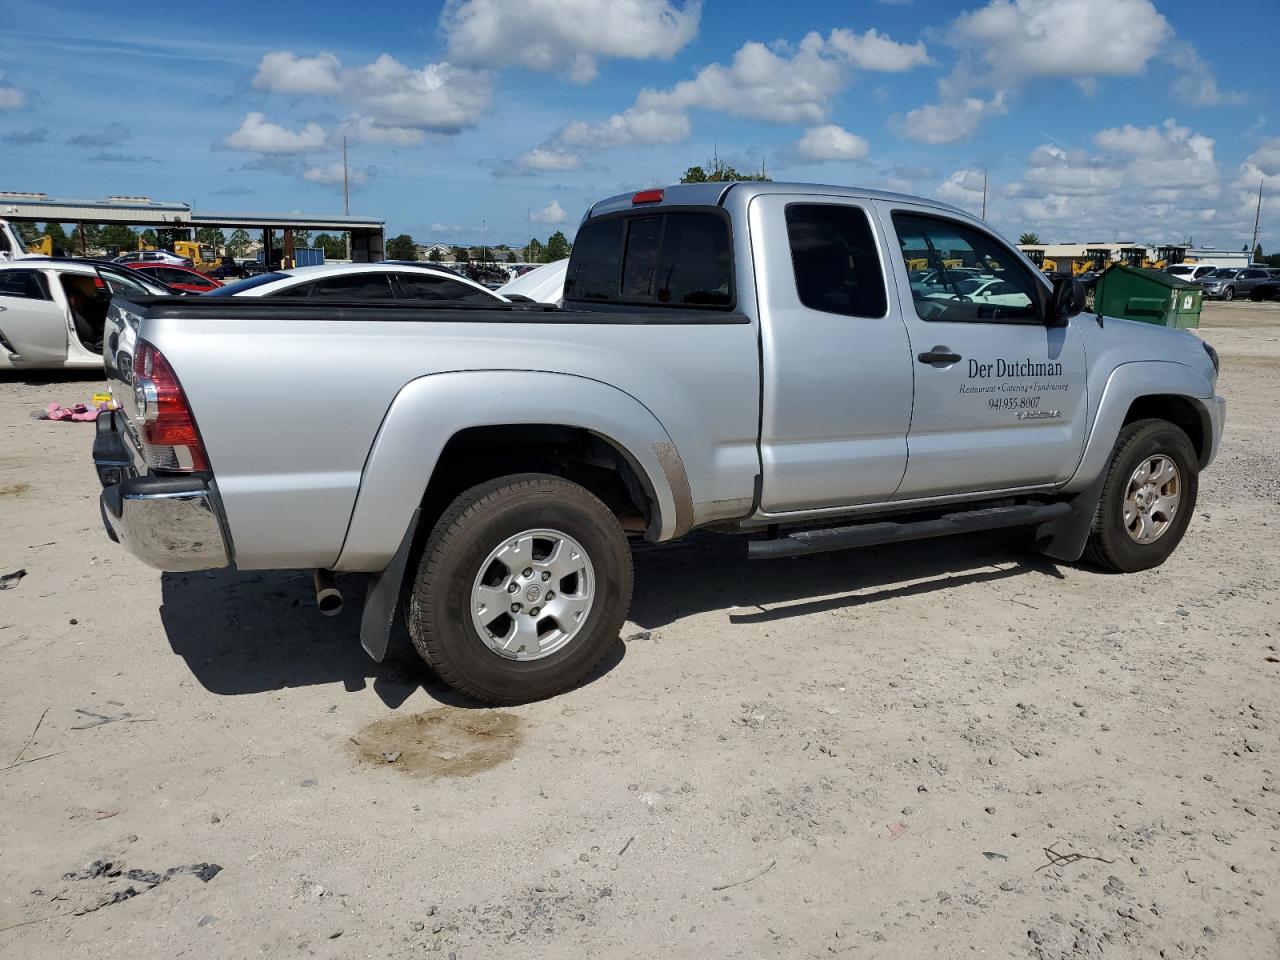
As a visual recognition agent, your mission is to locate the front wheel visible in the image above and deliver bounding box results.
[1222,286,1234,301]
[408,474,633,704]
[1083,419,1199,572]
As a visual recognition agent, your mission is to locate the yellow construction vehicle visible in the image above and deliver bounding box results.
[172,240,223,271]
[26,236,53,256]
[1042,258,1059,273]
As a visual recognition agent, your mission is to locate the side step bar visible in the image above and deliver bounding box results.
[748,501,1072,560]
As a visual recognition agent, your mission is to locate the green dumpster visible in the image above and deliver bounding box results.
[1093,263,1203,329]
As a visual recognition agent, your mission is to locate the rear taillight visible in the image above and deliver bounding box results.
[132,341,209,471]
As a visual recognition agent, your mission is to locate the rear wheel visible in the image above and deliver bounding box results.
[1083,419,1198,572]
[408,474,633,704]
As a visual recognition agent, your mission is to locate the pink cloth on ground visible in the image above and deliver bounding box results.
[44,402,106,422]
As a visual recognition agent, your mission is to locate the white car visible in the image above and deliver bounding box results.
[0,258,172,369]
[497,259,568,305]
[924,275,1028,307]
[114,250,194,267]
[208,263,505,302]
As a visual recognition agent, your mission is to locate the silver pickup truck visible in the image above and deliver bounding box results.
[93,182,1226,704]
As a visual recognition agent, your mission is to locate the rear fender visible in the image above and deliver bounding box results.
[334,370,690,572]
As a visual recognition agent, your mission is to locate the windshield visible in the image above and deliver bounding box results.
[1166,266,1193,276]
[1204,269,1238,279]
[204,271,290,296]
[952,278,988,295]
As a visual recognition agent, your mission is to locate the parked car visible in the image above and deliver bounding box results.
[126,263,222,294]
[1165,263,1222,282]
[95,182,1224,704]
[206,262,505,302]
[114,250,194,267]
[208,260,245,281]
[1198,267,1270,301]
[1249,269,1280,301]
[496,259,568,304]
[0,258,172,369]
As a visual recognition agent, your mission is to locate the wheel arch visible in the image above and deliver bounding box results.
[333,370,694,572]
[1064,360,1216,494]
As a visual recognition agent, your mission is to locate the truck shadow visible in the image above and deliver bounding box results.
[158,569,624,707]
[628,529,1064,629]
[160,529,1061,705]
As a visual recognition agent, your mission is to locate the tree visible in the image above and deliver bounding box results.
[680,153,771,184]
[197,227,226,252]
[1018,233,1041,245]
[451,245,469,263]
[100,224,138,252]
[545,230,571,262]
[291,229,312,248]
[15,221,41,246]
[140,228,160,248]
[386,234,418,260]
[524,238,543,263]
[226,229,252,256]
[428,248,443,263]
[1254,244,1264,263]
[314,233,347,259]
[43,222,71,255]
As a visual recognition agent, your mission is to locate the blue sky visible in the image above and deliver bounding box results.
[1,0,1277,250]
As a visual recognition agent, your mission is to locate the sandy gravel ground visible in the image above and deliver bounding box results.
[1,303,1277,959]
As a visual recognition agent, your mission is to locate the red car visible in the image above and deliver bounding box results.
[125,263,223,293]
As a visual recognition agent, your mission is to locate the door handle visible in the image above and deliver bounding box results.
[917,347,961,366]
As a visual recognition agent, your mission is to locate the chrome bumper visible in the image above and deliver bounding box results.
[94,411,231,572]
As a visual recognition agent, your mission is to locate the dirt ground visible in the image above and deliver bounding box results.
[2,302,1277,959]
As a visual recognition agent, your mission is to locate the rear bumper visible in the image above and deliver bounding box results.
[93,411,231,572]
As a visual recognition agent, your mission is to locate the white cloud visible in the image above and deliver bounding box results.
[1166,41,1245,107]
[795,124,869,161]
[239,51,493,148]
[334,114,425,146]
[635,33,844,125]
[1004,119,1228,242]
[303,160,370,186]
[511,25,927,172]
[514,146,583,172]
[936,169,987,211]
[223,112,328,153]
[442,0,701,84]
[558,107,690,149]
[0,85,24,109]
[893,93,1007,144]
[950,0,1171,83]
[826,28,929,72]
[530,200,568,224]
[253,51,341,95]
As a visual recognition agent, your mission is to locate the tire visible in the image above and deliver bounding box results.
[1222,286,1234,301]
[408,473,633,704]
[1083,419,1199,573]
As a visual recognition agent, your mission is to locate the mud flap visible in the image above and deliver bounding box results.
[359,507,420,662]
[1034,474,1105,562]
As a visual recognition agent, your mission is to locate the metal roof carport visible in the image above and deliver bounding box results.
[0,193,385,262]
[189,211,385,263]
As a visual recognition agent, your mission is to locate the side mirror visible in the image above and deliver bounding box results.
[1048,275,1085,326]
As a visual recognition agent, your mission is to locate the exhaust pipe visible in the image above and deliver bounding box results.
[313,569,343,616]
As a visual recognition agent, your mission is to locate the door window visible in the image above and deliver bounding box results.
[0,269,52,300]
[395,272,495,302]
[306,273,395,299]
[892,213,1041,323]
[785,204,886,318]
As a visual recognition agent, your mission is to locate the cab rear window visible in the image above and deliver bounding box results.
[564,210,733,309]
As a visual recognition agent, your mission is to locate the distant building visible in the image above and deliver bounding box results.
[416,242,453,261]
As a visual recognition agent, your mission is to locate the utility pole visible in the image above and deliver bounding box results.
[1251,178,1264,261]
[981,168,988,220]
[342,136,350,261]
[342,136,350,217]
